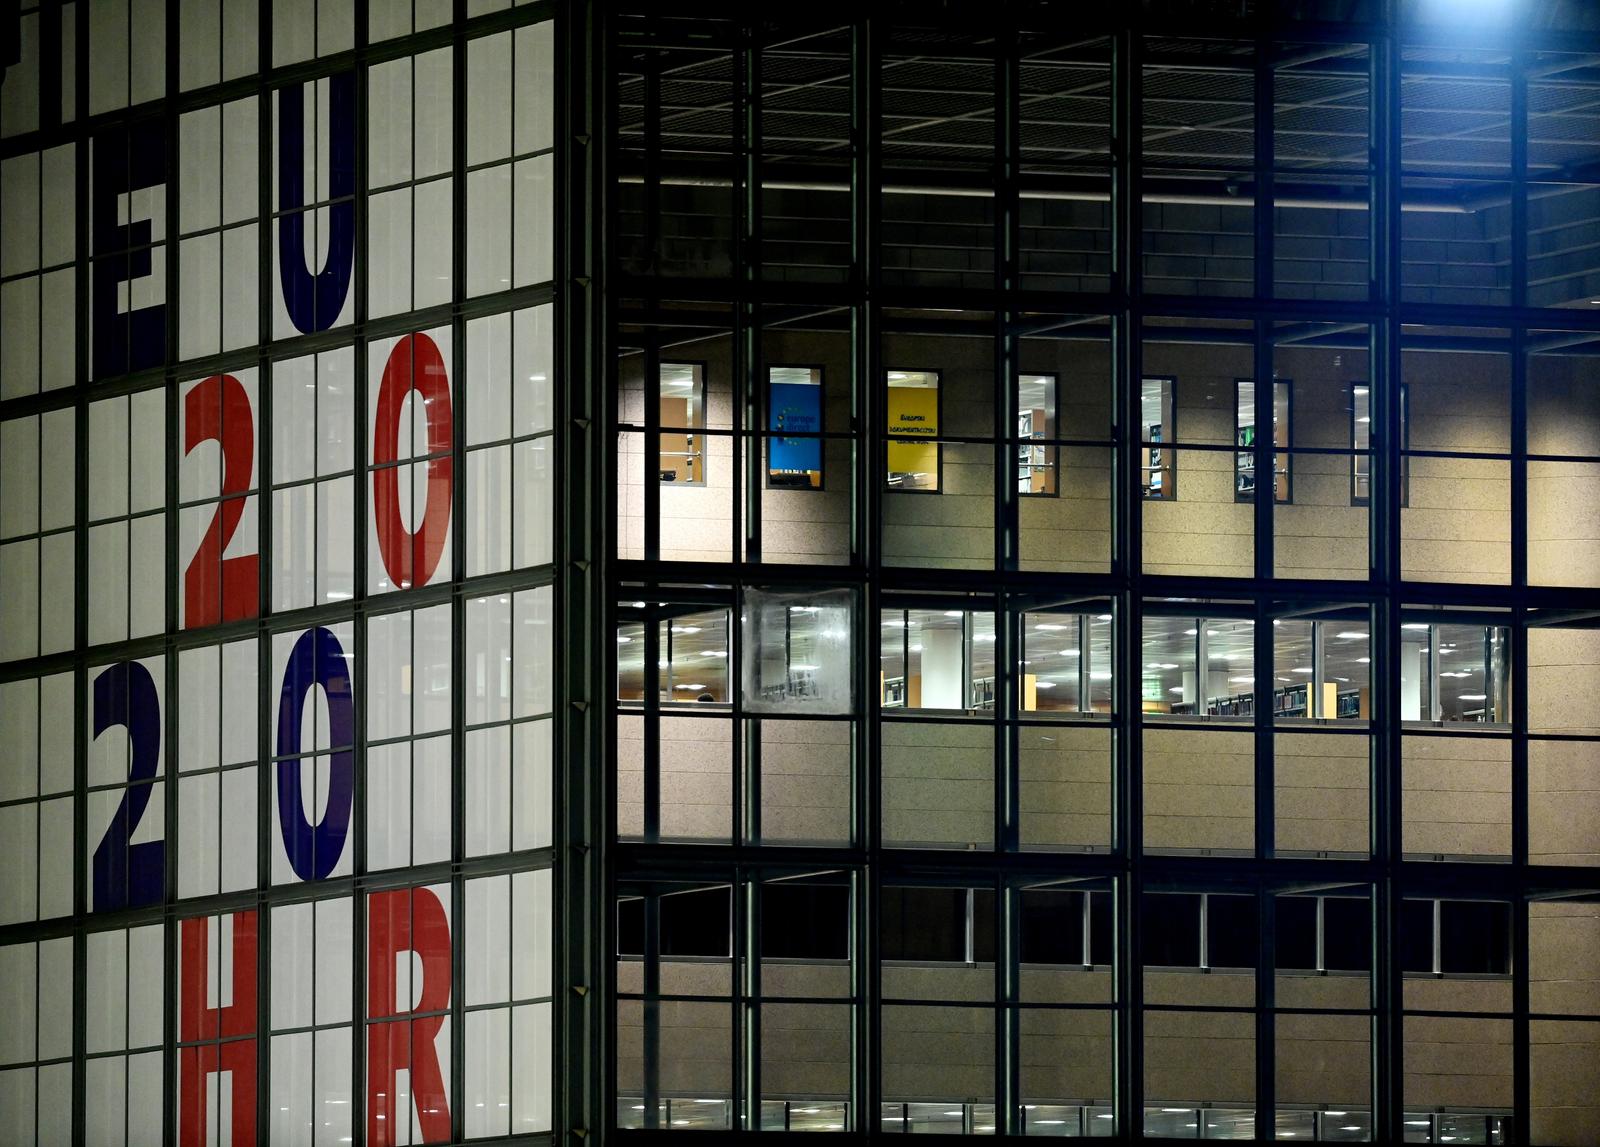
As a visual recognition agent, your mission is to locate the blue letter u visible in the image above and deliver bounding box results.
[277,72,356,334]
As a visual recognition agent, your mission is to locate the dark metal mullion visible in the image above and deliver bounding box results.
[72,4,91,1128]
[1111,22,1144,1143]
[849,11,881,1137]
[996,20,1019,581]
[348,13,375,1141]
[642,604,661,844]
[992,31,1024,1130]
[642,889,661,1129]
[254,0,273,1087]
[440,5,472,1136]
[998,872,1020,1137]
[741,869,760,1131]
[643,330,661,563]
[740,30,761,568]
[159,4,183,1139]
[1511,608,1531,1147]
[557,0,608,1137]
[1372,10,1405,1142]
[1250,34,1278,1140]
[1508,44,1534,1145]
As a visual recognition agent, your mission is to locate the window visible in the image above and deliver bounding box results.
[176,97,259,358]
[1141,892,1201,967]
[464,305,556,574]
[0,672,73,923]
[365,604,454,871]
[271,347,356,611]
[85,924,164,1145]
[617,886,733,959]
[659,363,707,486]
[762,882,850,961]
[176,640,258,899]
[886,370,941,492]
[366,327,456,594]
[1017,373,1058,495]
[463,870,553,1137]
[616,606,731,705]
[882,887,994,963]
[1235,379,1291,503]
[1272,616,1372,720]
[0,146,75,400]
[0,937,72,1144]
[465,22,555,294]
[1140,377,1175,500]
[86,388,166,645]
[176,369,260,629]
[880,607,996,711]
[740,587,853,715]
[1142,615,1256,717]
[1142,892,1256,969]
[1352,382,1408,505]
[1401,899,1512,975]
[464,587,554,857]
[1205,894,1257,969]
[767,366,825,489]
[1021,610,1113,714]
[1400,620,1511,724]
[269,897,355,1147]
[0,408,75,660]
[1020,888,1113,966]
[1276,895,1372,973]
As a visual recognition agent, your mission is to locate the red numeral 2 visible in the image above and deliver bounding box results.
[183,373,259,628]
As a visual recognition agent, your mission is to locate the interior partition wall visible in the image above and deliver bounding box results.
[600,3,1600,1146]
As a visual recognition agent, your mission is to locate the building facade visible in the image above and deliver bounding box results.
[5,0,1600,1145]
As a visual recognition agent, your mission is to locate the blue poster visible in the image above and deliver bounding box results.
[770,382,823,471]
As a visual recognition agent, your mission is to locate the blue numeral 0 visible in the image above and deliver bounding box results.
[91,661,165,912]
[275,627,355,881]
[277,71,356,334]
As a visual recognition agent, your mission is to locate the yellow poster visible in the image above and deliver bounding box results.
[887,385,939,478]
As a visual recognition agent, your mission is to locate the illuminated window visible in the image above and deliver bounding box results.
[1141,377,1175,500]
[1017,373,1058,496]
[767,365,825,489]
[659,363,707,486]
[1235,379,1292,502]
[886,370,941,492]
[1352,382,1409,505]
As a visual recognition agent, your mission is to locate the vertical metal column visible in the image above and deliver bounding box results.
[556,1,610,1143]
[740,27,762,568]
[1250,24,1280,1138]
[850,11,882,1135]
[741,868,762,1130]
[1371,7,1406,1141]
[1509,45,1532,1147]
[994,21,1022,1136]
[1110,22,1145,1144]
[640,41,661,563]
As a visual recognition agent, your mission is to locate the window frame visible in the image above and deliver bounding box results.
[1351,380,1409,507]
[1015,371,1060,498]
[884,367,944,495]
[1233,377,1293,505]
[1140,374,1177,501]
[658,359,709,489]
[764,362,827,492]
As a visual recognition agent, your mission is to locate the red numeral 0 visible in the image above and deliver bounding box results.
[372,333,453,590]
[183,374,259,628]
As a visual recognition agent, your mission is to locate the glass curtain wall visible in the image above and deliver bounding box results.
[605,5,1600,1146]
[0,5,558,1146]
